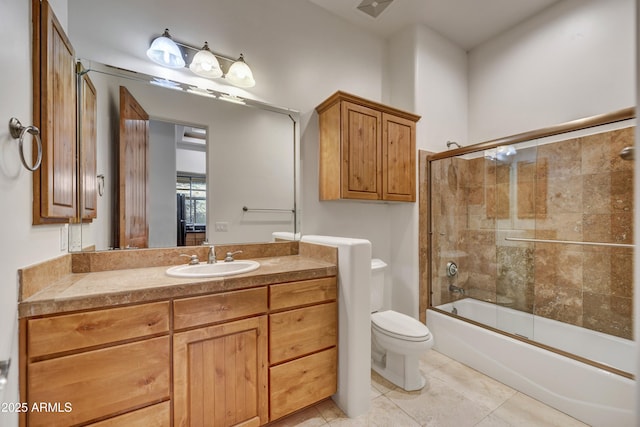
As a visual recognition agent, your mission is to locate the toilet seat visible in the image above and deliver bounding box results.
[371,310,431,342]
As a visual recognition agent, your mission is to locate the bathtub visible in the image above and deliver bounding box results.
[427,299,635,427]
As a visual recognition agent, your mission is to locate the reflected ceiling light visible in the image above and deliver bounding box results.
[189,42,223,78]
[187,86,217,98]
[225,54,256,88]
[146,29,185,69]
[150,77,183,90]
[219,94,246,105]
[146,29,256,87]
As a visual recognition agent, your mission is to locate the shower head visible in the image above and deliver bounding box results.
[446,141,463,149]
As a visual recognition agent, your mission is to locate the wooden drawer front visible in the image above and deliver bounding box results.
[86,401,170,427]
[174,287,267,330]
[174,316,268,427]
[270,277,336,311]
[269,347,337,421]
[27,337,170,427]
[270,302,337,364]
[28,301,169,358]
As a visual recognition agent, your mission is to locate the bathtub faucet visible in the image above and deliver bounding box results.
[449,284,465,296]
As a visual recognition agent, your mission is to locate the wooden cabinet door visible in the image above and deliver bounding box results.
[341,101,381,200]
[80,71,98,220]
[118,86,149,248]
[383,113,416,202]
[174,316,268,427]
[33,0,77,222]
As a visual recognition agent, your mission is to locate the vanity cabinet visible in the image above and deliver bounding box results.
[23,302,171,426]
[22,275,337,426]
[32,0,77,223]
[268,277,338,421]
[316,91,420,202]
[173,287,269,427]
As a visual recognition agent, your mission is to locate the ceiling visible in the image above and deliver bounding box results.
[308,0,561,50]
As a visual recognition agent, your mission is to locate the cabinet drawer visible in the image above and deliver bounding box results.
[28,301,169,358]
[27,336,170,427]
[269,347,337,421]
[86,401,170,427]
[173,287,267,330]
[270,302,337,364]
[270,277,336,311]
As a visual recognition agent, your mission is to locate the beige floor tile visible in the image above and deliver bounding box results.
[428,359,517,410]
[487,392,589,427]
[269,405,328,427]
[315,398,347,423]
[327,395,420,427]
[419,348,455,375]
[371,369,399,395]
[386,376,493,427]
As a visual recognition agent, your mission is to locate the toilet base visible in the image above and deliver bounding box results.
[371,344,427,391]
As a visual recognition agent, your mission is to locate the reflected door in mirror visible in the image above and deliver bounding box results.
[118,86,149,248]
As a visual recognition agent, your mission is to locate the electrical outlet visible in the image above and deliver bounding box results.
[215,222,229,232]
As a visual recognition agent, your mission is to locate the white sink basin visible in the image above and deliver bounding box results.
[166,260,260,278]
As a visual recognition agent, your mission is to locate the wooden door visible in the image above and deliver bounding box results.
[118,86,149,248]
[33,0,77,222]
[173,316,268,427]
[81,72,97,220]
[382,113,416,202]
[341,101,382,200]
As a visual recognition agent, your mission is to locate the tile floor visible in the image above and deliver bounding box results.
[270,350,589,427]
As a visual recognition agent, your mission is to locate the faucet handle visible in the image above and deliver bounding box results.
[180,254,200,265]
[224,250,243,262]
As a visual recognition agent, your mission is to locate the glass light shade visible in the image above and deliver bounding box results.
[146,29,185,69]
[226,54,256,88]
[189,42,223,78]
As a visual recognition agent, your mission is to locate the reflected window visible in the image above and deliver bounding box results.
[177,174,206,226]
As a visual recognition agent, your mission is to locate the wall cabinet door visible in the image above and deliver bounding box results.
[382,113,416,202]
[33,0,77,223]
[317,91,419,202]
[341,101,382,200]
[173,316,268,427]
[80,71,98,220]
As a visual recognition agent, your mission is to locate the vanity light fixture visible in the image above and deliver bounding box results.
[225,54,256,88]
[189,42,223,78]
[146,29,256,87]
[146,29,185,69]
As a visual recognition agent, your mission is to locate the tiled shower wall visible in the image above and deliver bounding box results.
[430,126,634,339]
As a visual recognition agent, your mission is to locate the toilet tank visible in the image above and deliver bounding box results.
[370,258,387,312]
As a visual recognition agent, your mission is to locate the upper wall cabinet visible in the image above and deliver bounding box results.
[316,91,420,202]
[32,0,77,223]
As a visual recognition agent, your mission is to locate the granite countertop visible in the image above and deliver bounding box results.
[19,254,337,318]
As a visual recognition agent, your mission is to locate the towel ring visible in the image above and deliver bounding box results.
[9,117,42,172]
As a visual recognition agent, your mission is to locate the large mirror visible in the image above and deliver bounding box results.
[70,60,300,252]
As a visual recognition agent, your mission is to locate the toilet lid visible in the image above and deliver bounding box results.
[371,310,431,342]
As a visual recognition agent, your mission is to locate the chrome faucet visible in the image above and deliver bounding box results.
[208,245,216,264]
[224,250,243,262]
[449,284,465,295]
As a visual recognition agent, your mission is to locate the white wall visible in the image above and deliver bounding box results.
[149,120,177,248]
[468,0,635,143]
[176,147,205,175]
[0,1,69,425]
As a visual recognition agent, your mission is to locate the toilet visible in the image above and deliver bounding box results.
[370,259,433,391]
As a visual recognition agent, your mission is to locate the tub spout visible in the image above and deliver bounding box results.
[449,284,465,295]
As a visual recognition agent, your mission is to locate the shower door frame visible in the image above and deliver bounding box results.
[422,106,636,378]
